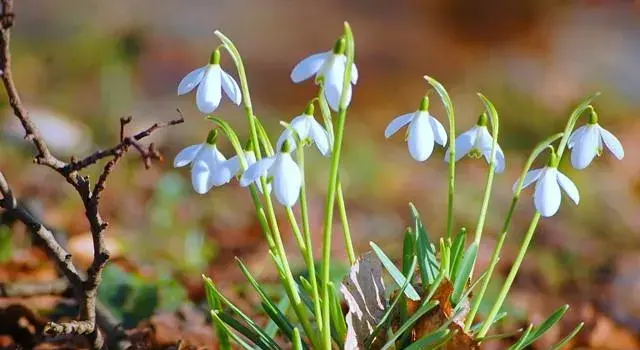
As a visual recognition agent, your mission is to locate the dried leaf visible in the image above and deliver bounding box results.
[340,252,388,350]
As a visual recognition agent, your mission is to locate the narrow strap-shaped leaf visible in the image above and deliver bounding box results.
[219,313,281,350]
[402,227,416,276]
[449,227,467,280]
[370,241,421,301]
[477,328,524,342]
[292,328,303,350]
[380,300,439,350]
[410,203,439,285]
[328,282,347,348]
[365,256,418,347]
[202,276,240,350]
[265,293,290,338]
[210,311,254,350]
[551,322,584,350]
[403,329,451,350]
[516,305,569,349]
[509,324,533,350]
[470,311,507,333]
[203,275,280,350]
[451,242,479,304]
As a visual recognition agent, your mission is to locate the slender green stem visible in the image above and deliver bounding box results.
[286,209,307,255]
[478,212,541,337]
[297,145,324,328]
[321,23,355,350]
[336,181,356,264]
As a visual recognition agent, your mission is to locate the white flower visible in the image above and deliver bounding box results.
[290,44,358,111]
[173,143,234,194]
[385,103,447,162]
[224,150,270,194]
[445,124,506,173]
[568,123,624,170]
[177,50,241,114]
[239,151,302,207]
[276,113,331,156]
[515,167,580,217]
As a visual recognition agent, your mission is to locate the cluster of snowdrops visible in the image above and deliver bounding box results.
[171,23,623,350]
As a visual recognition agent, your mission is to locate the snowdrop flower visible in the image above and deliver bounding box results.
[224,149,270,194]
[239,141,302,207]
[384,96,448,162]
[290,37,358,111]
[515,152,579,217]
[173,130,234,194]
[568,108,624,170]
[276,103,331,156]
[177,49,242,114]
[445,113,506,173]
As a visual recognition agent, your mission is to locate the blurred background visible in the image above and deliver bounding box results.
[1,0,640,348]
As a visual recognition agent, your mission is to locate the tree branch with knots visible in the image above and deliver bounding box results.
[0,0,184,348]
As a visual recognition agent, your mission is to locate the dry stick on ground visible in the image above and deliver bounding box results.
[0,0,184,348]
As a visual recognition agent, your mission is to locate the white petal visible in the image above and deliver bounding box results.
[514,168,543,192]
[325,81,351,112]
[324,58,351,111]
[598,126,624,160]
[492,145,506,173]
[173,144,203,168]
[428,115,448,146]
[220,69,242,105]
[191,161,213,194]
[290,52,330,83]
[177,66,206,95]
[567,125,587,149]
[276,128,295,153]
[476,126,493,151]
[196,65,222,114]
[309,118,331,156]
[478,127,506,173]
[223,155,242,177]
[385,113,415,138]
[570,125,598,170]
[445,127,476,162]
[556,171,580,205]
[407,114,434,162]
[272,153,302,207]
[240,157,276,187]
[291,115,313,140]
[534,168,561,217]
[350,62,359,84]
[210,164,233,186]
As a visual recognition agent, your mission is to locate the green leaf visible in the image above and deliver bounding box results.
[210,311,254,350]
[451,242,478,305]
[402,227,416,276]
[551,322,584,350]
[409,203,439,285]
[218,313,281,350]
[265,293,290,339]
[381,300,439,350]
[515,305,569,349]
[470,311,507,333]
[449,227,467,280]
[202,276,231,350]
[328,282,347,348]
[292,328,303,350]
[403,329,451,350]
[370,242,420,301]
[509,324,533,350]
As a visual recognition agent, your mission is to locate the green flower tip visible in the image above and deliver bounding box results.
[206,129,219,145]
[476,113,489,127]
[419,96,430,112]
[332,37,346,55]
[281,138,293,153]
[209,49,221,65]
[546,146,558,167]
[587,106,599,125]
[243,138,254,152]
[304,101,315,116]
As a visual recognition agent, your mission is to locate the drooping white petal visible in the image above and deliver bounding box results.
[514,168,543,192]
[325,80,352,112]
[191,160,213,194]
[309,118,331,156]
[567,125,587,149]
[477,127,506,173]
[272,153,302,207]
[196,65,222,114]
[210,163,233,186]
[350,62,359,84]
[556,171,580,205]
[598,126,624,160]
[445,127,476,162]
[173,144,203,168]
[570,125,599,169]
[428,115,448,146]
[291,52,330,83]
[224,155,242,177]
[240,156,276,187]
[324,57,352,111]
[220,69,242,105]
[407,113,434,162]
[534,168,561,217]
[385,113,414,138]
[177,66,206,95]
[491,145,506,173]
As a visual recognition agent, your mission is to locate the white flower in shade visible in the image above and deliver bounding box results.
[276,105,331,156]
[384,97,447,162]
[445,114,506,173]
[568,111,624,170]
[239,150,302,207]
[177,49,241,114]
[516,166,580,217]
[173,133,234,194]
[290,38,358,111]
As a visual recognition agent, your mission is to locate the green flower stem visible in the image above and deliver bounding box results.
[321,22,355,350]
[477,212,541,337]
[286,209,308,256]
[317,82,355,265]
[336,180,356,265]
[296,144,324,328]
[464,132,564,332]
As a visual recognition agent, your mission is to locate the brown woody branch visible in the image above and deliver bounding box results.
[0,0,183,348]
